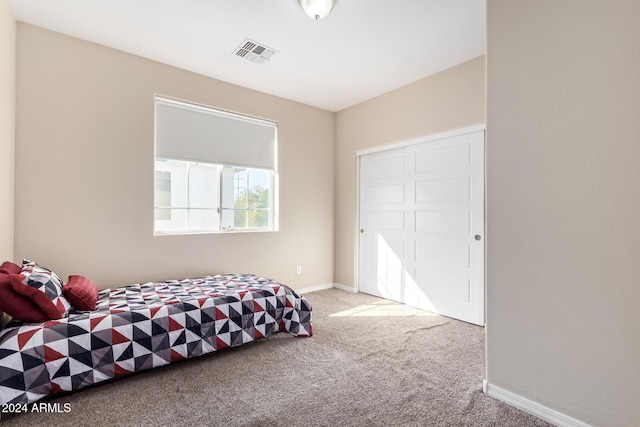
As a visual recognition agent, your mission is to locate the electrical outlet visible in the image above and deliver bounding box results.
[296,265,302,275]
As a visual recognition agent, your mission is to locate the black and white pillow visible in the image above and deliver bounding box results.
[10,259,72,319]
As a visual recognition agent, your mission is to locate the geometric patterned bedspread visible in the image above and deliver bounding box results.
[0,274,312,408]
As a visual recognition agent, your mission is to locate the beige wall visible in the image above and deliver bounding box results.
[15,24,335,290]
[486,1,640,425]
[334,56,486,287]
[0,1,15,262]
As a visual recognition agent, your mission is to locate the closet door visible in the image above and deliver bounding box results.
[358,146,408,303]
[358,130,485,325]
[406,131,485,325]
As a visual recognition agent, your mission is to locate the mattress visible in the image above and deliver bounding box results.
[0,274,312,407]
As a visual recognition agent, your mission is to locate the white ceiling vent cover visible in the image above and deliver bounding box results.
[233,38,277,64]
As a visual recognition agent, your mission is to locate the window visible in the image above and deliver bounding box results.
[154,97,277,234]
[221,166,272,229]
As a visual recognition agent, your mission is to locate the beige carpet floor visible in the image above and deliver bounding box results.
[2,289,551,426]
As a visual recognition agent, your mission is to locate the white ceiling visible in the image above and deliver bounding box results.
[9,0,486,112]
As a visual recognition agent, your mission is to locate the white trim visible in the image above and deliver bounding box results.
[295,283,358,295]
[296,283,335,294]
[483,380,592,427]
[354,154,362,293]
[355,124,486,156]
[333,283,358,293]
[155,95,277,127]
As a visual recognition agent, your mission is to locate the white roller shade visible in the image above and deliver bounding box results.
[155,97,276,170]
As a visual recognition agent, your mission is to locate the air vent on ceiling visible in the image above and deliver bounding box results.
[233,38,277,64]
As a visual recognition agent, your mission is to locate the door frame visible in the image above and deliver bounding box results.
[355,125,486,321]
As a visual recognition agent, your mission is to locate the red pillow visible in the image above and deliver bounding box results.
[0,273,48,323]
[62,275,99,311]
[0,261,21,275]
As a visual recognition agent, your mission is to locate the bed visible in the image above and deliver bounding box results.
[0,260,312,411]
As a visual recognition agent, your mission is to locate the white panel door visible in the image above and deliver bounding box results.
[358,147,408,302]
[358,130,485,325]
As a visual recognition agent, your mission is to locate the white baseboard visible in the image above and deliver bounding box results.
[483,380,592,427]
[296,283,335,294]
[333,283,358,293]
[296,283,358,295]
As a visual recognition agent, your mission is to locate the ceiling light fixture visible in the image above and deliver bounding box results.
[299,0,335,20]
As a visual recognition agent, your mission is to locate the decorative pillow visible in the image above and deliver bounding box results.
[10,260,71,319]
[0,273,49,323]
[0,261,21,275]
[63,275,99,311]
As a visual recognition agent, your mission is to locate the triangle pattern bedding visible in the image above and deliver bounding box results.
[0,274,313,409]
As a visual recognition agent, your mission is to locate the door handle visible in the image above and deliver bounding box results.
[361,228,365,234]
[475,235,482,241]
